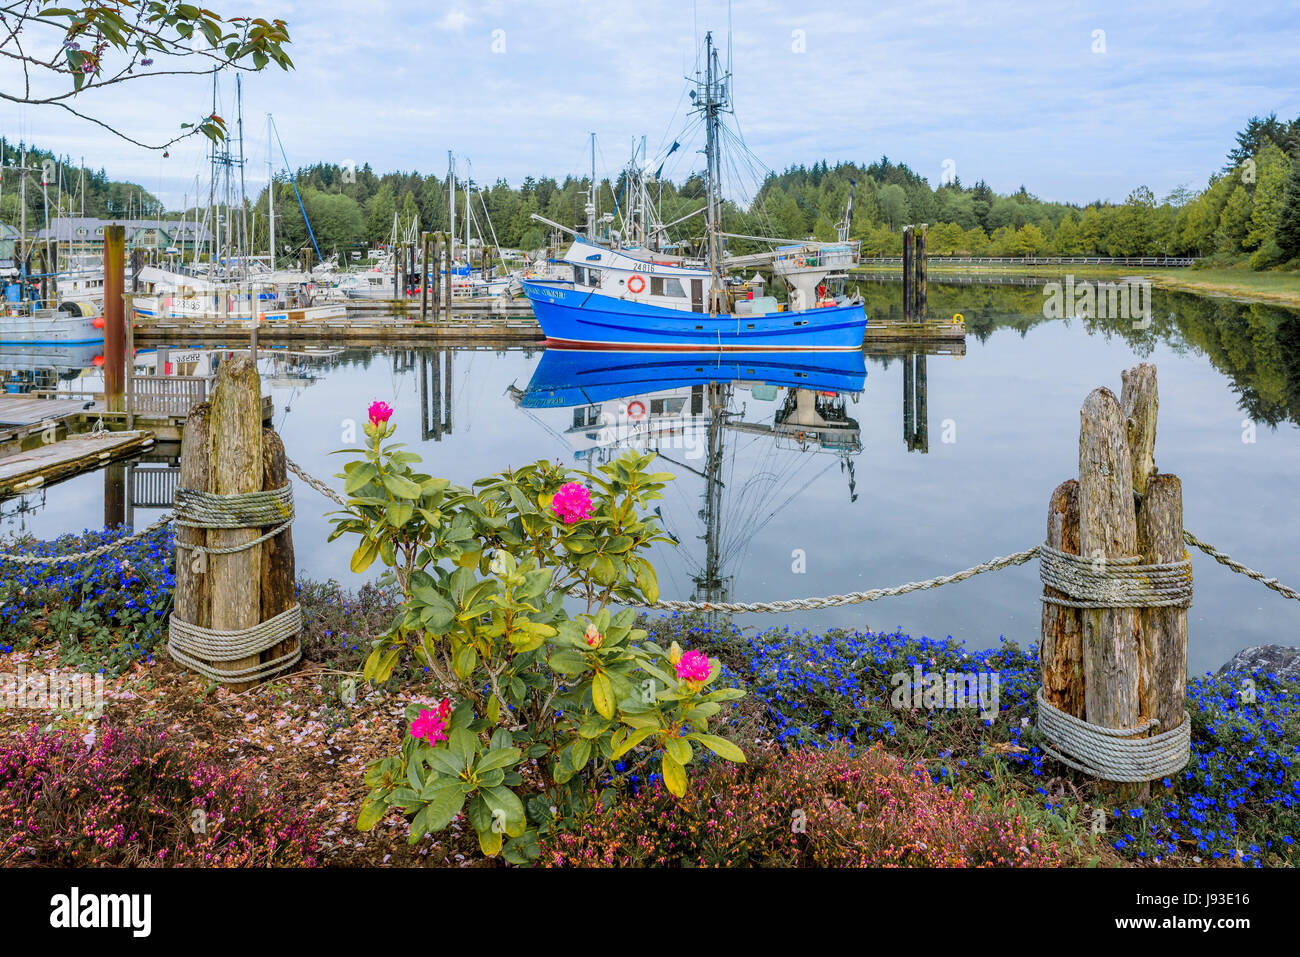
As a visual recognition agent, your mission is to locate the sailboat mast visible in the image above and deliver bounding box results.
[237,74,248,283]
[588,132,597,241]
[448,150,455,262]
[267,114,276,269]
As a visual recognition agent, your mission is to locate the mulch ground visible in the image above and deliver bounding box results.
[0,645,487,866]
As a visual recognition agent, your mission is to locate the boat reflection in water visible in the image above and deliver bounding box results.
[510,348,866,607]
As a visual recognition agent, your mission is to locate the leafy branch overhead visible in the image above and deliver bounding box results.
[1,1,293,148]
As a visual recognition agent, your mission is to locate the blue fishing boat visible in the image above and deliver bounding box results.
[519,32,867,352]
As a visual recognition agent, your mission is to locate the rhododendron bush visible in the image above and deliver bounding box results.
[328,404,746,863]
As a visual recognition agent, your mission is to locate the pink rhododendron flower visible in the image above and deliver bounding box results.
[584,622,603,649]
[551,482,593,524]
[437,697,452,720]
[410,707,447,745]
[675,650,710,684]
[368,400,394,426]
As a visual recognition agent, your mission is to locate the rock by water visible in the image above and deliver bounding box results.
[1216,645,1300,682]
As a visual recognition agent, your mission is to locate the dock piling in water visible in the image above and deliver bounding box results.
[103,224,126,414]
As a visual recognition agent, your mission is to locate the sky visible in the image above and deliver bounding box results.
[3,0,1299,212]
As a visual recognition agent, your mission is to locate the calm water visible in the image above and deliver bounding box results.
[4,283,1299,676]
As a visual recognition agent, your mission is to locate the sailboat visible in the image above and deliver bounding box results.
[519,33,867,352]
[131,87,346,325]
[1,147,104,344]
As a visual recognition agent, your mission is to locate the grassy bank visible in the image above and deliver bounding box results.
[851,264,1300,308]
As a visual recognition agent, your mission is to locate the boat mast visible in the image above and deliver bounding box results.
[587,132,597,241]
[448,150,455,262]
[266,114,276,270]
[698,31,729,316]
[237,74,249,284]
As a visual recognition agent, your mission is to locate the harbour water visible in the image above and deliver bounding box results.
[3,283,1298,677]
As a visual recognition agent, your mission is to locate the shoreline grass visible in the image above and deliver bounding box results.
[850,264,1300,308]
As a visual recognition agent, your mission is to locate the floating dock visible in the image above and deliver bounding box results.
[130,314,542,342]
[0,429,156,497]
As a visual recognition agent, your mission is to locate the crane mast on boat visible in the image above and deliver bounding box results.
[695,31,730,317]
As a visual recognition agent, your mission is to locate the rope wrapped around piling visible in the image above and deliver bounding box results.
[1036,690,1191,783]
[168,604,303,684]
[167,483,300,683]
[172,484,294,556]
[1036,543,1193,781]
[1038,543,1193,609]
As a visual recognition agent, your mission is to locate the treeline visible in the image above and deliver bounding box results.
[6,111,1299,271]
[0,140,163,223]
[252,112,1300,269]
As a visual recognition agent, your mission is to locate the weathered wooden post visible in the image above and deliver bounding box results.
[420,231,430,321]
[1039,362,1190,798]
[169,357,301,691]
[208,357,264,686]
[1122,365,1187,735]
[902,225,914,321]
[260,429,297,666]
[430,236,441,318]
[915,224,928,319]
[444,234,453,322]
[103,225,126,413]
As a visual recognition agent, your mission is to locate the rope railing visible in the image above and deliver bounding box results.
[3,456,1296,776]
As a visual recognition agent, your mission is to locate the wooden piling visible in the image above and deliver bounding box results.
[1121,363,1187,737]
[175,401,212,635]
[103,225,126,413]
[420,232,430,321]
[1041,479,1084,716]
[444,235,453,322]
[1078,387,1141,733]
[260,428,298,669]
[902,226,914,321]
[207,357,264,690]
[915,224,928,319]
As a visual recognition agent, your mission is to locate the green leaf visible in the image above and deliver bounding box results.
[476,747,522,773]
[452,643,478,678]
[591,671,616,720]
[661,752,688,797]
[688,733,747,763]
[664,735,692,766]
[610,725,656,758]
[570,738,591,771]
[344,461,378,493]
[548,648,589,676]
[482,785,527,837]
[382,472,423,499]
[357,797,387,831]
[635,558,660,604]
[350,537,379,573]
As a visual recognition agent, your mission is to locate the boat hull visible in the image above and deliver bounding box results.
[0,312,102,345]
[518,348,867,407]
[521,281,866,351]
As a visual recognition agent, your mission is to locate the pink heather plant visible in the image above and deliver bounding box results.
[551,482,593,524]
[410,707,449,745]
[368,400,394,427]
[675,650,710,684]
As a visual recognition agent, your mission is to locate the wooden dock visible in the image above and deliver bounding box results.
[0,430,156,497]
[131,314,542,342]
[864,317,967,343]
